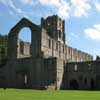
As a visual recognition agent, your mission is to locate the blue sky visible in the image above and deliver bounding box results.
[0,0,100,59]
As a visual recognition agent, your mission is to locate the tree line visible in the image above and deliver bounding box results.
[0,34,8,67]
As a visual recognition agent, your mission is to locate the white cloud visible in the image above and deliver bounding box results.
[38,0,60,7]
[57,0,70,19]
[94,24,100,31]
[0,0,93,19]
[84,24,100,41]
[9,0,24,14]
[20,0,34,5]
[95,2,100,11]
[71,0,91,17]
[0,0,70,19]
[38,0,92,18]
[0,0,25,14]
[38,0,70,19]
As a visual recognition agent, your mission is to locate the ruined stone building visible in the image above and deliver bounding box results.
[0,15,100,90]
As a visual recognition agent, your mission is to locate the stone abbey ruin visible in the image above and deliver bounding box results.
[0,15,100,90]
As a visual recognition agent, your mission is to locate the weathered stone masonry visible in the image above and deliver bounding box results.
[0,15,100,90]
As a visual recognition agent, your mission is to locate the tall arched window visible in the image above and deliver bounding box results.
[17,27,32,58]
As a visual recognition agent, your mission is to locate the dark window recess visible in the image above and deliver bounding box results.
[20,42,24,55]
[59,31,61,38]
[56,43,58,50]
[63,46,64,53]
[49,39,51,49]
[84,78,87,85]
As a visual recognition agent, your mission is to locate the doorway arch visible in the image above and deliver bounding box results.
[70,79,79,89]
[90,79,95,89]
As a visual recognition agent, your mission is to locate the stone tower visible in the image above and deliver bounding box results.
[41,15,65,89]
[41,15,65,44]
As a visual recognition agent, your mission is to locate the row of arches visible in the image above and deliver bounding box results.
[69,78,95,89]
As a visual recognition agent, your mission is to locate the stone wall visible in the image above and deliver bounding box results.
[66,46,93,62]
[41,15,93,62]
[63,61,100,90]
[0,15,96,90]
[41,28,66,60]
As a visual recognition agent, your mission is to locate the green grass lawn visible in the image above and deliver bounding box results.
[0,89,100,100]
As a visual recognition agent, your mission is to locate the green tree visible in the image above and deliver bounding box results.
[0,34,8,66]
